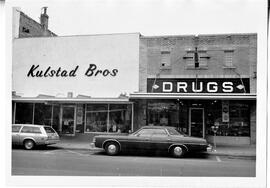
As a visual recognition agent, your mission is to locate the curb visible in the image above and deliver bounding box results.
[207,152,256,158]
[54,145,256,158]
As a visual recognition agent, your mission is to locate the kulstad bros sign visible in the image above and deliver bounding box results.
[147,78,250,93]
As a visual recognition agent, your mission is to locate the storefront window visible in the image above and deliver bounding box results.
[85,103,132,133]
[109,104,132,133]
[34,103,53,126]
[52,105,60,133]
[76,104,85,133]
[15,103,34,124]
[147,100,179,128]
[85,104,108,132]
[205,101,250,136]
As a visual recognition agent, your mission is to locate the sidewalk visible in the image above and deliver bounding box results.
[207,145,256,157]
[54,136,256,158]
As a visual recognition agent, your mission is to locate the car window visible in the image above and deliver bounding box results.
[12,125,21,133]
[167,128,186,136]
[44,127,56,133]
[151,129,168,137]
[136,129,154,137]
[21,126,42,134]
[167,128,180,135]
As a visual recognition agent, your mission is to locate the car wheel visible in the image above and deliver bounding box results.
[24,139,35,150]
[105,142,119,156]
[171,146,186,158]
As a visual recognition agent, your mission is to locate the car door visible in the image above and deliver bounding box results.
[150,128,170,152]
[125,129,154,151]
[12,125,22,145]
[19,126,42,144]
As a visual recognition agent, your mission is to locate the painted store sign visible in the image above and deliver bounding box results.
[147,78,250,93]
[12,33,139,97]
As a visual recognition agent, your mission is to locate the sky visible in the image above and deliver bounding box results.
[17,0,265,37]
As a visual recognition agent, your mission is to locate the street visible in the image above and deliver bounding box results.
[12,146,255,177]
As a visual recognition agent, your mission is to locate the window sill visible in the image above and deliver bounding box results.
[160,67,172,70]
[186,66,208,70]
[223,66,237,69]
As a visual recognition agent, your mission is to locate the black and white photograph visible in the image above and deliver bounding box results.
[3,0,268,187]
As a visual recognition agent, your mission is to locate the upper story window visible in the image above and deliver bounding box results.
[198,50,210,68]
[183,48,210,69]
[224,50,235,68]
[160,51,171,70]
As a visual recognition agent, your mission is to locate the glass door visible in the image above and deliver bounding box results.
[189,108,205,138]
[61,106,76,135]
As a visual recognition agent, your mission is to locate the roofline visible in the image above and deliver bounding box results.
[140,32,257,39]
[14,32,141,40]
[12,97,133,104]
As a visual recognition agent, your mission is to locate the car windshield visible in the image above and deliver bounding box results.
[44,127,56,133]
[167,128,187,136]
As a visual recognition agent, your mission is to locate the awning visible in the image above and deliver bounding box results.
[12,97,133,104]
[129,93,256,100]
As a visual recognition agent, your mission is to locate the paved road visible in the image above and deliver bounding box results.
[12,147,255,176]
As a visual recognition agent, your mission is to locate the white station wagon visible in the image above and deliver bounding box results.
[12,124,60,150]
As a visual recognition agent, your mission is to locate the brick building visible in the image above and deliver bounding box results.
[130,33,257,145]
[13,7,57,38]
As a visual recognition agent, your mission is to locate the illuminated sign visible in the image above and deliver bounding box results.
[147,78,250,93]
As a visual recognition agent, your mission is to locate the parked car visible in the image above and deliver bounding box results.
[93,126,212,158]
[12,124,60,150]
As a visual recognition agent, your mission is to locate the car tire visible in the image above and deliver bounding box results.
[105,142,120,156]
[24,139,35,150]
[171,146,186,158]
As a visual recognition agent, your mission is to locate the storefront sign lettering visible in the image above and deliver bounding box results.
[147,78,250,93]
[85,64,118,77]
[27,64,118,78]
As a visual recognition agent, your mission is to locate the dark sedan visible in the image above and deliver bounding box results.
[93,126,212,158]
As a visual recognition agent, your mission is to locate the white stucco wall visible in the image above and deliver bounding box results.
[12,33,140,97]
[12,7,20,39]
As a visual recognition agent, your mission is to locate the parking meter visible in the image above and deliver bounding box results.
[211,123,219,152]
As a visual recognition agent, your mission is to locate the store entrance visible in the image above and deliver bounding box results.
[189,108,205,138]
[61,105,76,136]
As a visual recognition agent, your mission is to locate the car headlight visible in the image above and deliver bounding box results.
[92,137,96,143]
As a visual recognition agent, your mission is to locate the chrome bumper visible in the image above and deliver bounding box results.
[206,144,213,152]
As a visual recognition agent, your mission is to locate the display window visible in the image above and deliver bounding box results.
[34,103,53,126]
[147,100,179,128]
[109,104,132,133]
[84,103,132,133]
[205,101,250,136]
[85,104,108,132]
[15,103,34,124]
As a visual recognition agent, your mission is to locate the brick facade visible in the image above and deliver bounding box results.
[137,33,257,145]
[19,11,56,38]
[139,34,257,93]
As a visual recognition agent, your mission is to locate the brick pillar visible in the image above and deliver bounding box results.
[139,40,148,92]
